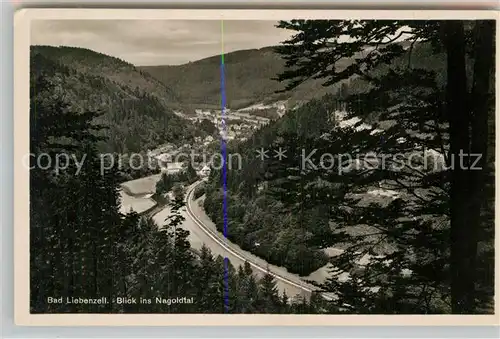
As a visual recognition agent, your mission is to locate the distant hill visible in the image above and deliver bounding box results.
[31,46,203,153]
[139,46,351,111]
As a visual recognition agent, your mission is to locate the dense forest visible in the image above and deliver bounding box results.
[204,20,495,313]
[203,42,454,276]
[29,70,325,314]
[30,20,495,315]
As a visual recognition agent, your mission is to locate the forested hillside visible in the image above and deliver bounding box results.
[204,96,341,276]
[203,20,495,314]
[30,46,203,154]
[140,46,351,110]
[29,72,326,314]
[202,42,450,276]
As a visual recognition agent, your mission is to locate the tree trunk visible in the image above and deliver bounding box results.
[468,20,495,313]
[443,21,475,314]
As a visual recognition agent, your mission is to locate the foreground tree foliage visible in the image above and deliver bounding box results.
[203,20,494,314]
[272,20,495,313]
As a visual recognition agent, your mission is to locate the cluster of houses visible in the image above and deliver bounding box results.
[186,108,271,142]
[145,102,290,180]
[176,101,290,143]
[192,135,215,147]
[147,143,212,178]
[237,101,287,118]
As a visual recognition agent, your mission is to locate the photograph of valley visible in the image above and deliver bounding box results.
[28,18,496,316]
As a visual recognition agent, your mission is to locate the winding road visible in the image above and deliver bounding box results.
[151,180,327,300]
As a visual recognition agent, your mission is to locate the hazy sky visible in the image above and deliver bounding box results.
[31,20,295,66]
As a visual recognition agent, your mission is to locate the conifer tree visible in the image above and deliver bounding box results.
[273,19,495,314]
[256,270,281,313]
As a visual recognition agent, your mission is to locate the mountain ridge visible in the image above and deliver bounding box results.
[139,46,347,111]
[30,45,203,154]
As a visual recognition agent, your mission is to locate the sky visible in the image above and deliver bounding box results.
[31,20,295,66]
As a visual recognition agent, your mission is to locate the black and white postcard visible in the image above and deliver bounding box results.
[13,8,499,326]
